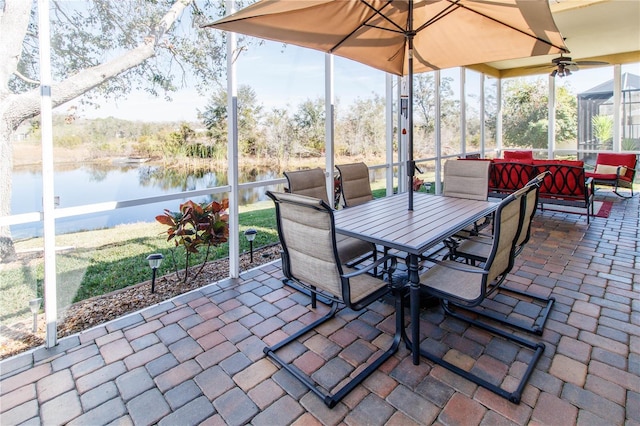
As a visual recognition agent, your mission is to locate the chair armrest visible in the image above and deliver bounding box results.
[342,254,398,279]
[421,258,489,275]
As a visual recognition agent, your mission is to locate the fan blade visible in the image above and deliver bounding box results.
[575,60,609,66]
[566,64,579,72]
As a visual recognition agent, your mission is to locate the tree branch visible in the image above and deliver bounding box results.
[6,0,194,126]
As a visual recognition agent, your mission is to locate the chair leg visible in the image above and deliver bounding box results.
[282,278,332,307]
[414,300,545,404]
[613,185,634,198]
[263,285,407,408]
[445,286,554,336]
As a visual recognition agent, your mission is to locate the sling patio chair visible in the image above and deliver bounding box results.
[442,159,493,237]
[416,187,545,404]
[264,191,406,408]
[283,168,378,301]
[444,171,555,335]
[335,162,374,207]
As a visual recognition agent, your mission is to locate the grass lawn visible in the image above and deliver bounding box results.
[0,201,279,326]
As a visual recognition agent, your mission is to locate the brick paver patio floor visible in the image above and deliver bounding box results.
[1,191,638,425]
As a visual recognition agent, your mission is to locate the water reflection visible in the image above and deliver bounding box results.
[11,163,285,239]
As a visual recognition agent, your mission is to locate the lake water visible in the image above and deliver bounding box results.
[11,163,284,239]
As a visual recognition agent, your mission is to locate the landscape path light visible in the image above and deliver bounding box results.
[146,253,164,293]
[29,298,42,332]
[244,228,257,263]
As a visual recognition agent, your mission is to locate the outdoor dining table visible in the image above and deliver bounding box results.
[333,191,499,365]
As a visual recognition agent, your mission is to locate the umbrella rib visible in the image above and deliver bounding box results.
[432,0,568,51]
[330,0,403,52]
[414,0,461,33]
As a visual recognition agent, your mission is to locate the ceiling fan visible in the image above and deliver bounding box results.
[548,54,609,78]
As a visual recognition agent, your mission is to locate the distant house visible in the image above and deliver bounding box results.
[577,73,640,156]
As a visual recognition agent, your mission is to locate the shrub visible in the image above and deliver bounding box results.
[156,199,229,283]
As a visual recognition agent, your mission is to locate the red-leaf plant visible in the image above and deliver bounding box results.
[156,199,230,283]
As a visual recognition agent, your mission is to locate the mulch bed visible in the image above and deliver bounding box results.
[0,244,282,361]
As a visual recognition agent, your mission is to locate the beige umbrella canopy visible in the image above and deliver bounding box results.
[206,0,567,209]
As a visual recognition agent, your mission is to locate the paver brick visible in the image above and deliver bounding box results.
[531,392,578,425]
[556,336,591,363]
[194,366,235,401]
[187,317,224,339]
[168,336,203,362]
[80,381,119,411]
[233,358,278,392]
[145,352,179,377]
[0,383,36,412]
[158,395,215,426]
[589,360,640,392]
[51,345,100,371]
[388,386,440,425]
[123,319,163,341]
[1,363,51,395]
[213,387,259,426]
[37,368,75,403]
[40,390,82,425]
[100,338,134,364]
[473,387,532,425]
[549,354,587,387]
[440,392,486,426]
[76,361,126,394]
[252,394,304,426]
[195,341,238,369]
[584,374,626,406]
[561,383,625,425]
[68,397,126,426]
[124,342,168,370]
[247,379,284,410]
[0,399,39,425]
[219,321,252,344]
[415,376,455,408]
[127,388,171,426]
[115,366,155,401]
[159,306,196,325]
[164,379,202,410]
[219,352,252,376]
[71,354,106,379]
[155,323,187,345]
[154,359,202,393]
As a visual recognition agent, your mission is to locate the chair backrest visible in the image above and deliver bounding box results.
[336,162,373,207]
[283,168,330,204]
[484,187,527,285]
[595,152,637,181]
[443,159,490,201]
[514,171,550,250]
[267,191,343,299]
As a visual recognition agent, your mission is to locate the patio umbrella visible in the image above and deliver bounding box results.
[205,0,567,210]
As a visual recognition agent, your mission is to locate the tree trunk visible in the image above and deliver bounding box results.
[0,0,193,262]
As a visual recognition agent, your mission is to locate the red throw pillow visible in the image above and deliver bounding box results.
[504,150,533,161]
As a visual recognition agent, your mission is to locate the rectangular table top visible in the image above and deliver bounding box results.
[333,192,498,255]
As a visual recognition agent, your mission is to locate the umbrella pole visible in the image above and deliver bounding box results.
[407,1,415,212]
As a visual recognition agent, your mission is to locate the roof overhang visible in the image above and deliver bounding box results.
[466,0,640,78]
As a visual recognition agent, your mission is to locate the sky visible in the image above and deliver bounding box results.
[69,38,638,123]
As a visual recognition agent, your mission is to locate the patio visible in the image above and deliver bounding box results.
[1,191,638,425]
